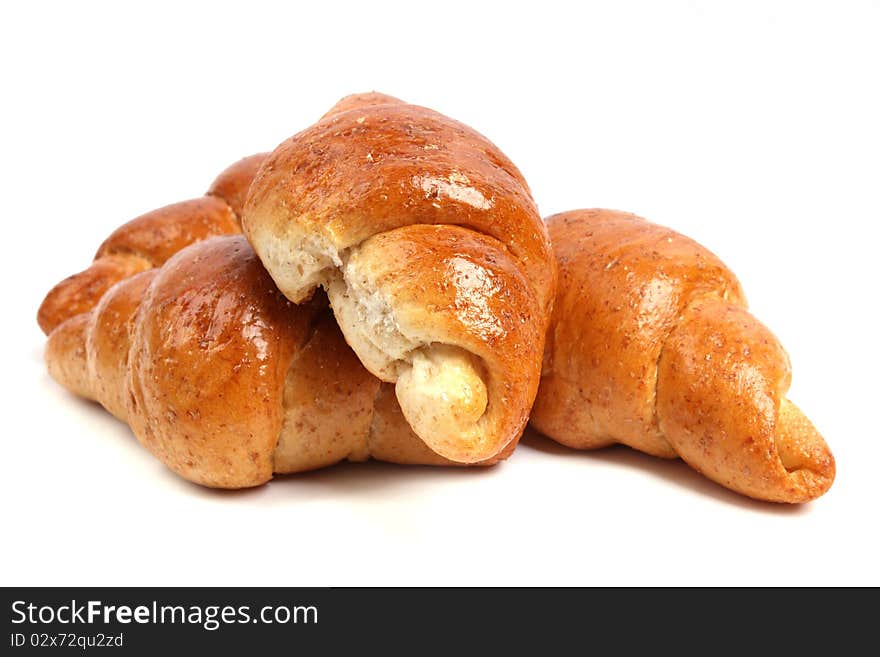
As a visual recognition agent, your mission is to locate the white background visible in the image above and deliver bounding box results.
[2,1,878,586]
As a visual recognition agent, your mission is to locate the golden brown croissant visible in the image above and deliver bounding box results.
[45,234,510,488]
[530,209,835,503]
[37,153,267,336]
[244,92,557,464]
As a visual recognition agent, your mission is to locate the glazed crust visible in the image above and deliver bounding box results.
[339,224,541,461]
[46,236,509,488]
[243,93,556,463]
[127,237,304,487]
[531,209,835,503]
[41,141,514,487]
[37,154,267,335]
[86,269,157,421]
[245,94,554,315]
[205,153,270,218]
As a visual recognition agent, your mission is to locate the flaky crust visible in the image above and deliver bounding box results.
[243,93,556,463]
[531,209,835,502]
[46,236,509,488]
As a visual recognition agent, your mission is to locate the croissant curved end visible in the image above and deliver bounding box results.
[251,222,508,463]
[324,253,498,462]
[396,345,490,463]
[772,398,836,503]
[38,254,152,336]
[45,314,92,399]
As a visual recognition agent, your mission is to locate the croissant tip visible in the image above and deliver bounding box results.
[773,398,835,503]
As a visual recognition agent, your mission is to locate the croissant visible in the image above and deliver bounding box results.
[243,92,557,464]
[46,234,511,488]
[37,153,267,336]
[530,209,835,503]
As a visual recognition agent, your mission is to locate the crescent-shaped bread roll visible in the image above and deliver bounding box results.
[531,209,835,503]
[243,93,557,464]
[46,235,511,488]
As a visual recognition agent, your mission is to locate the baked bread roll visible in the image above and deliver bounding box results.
[243,93,556,464]
[531,209,835,503]
[37,153,267,335]
[46,234,511,488]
